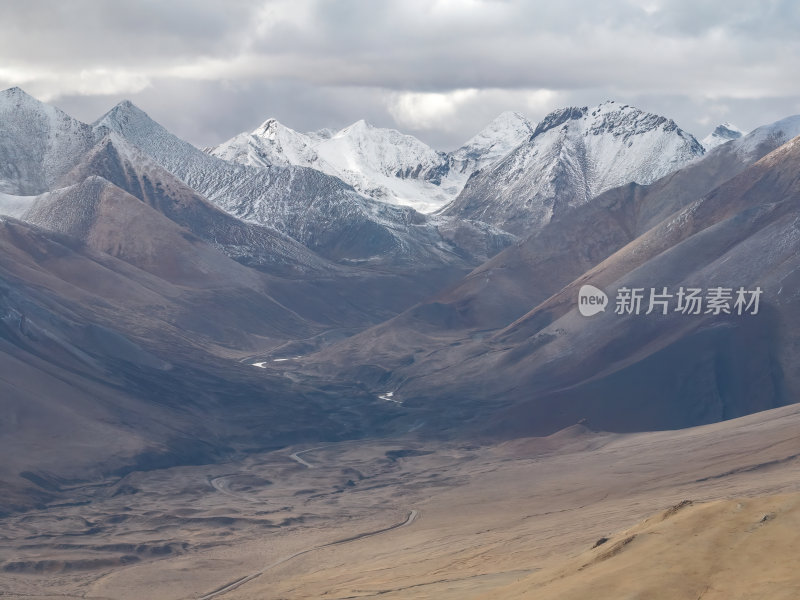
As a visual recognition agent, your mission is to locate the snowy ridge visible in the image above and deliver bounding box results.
[211,118,322,169]
[209,118,461,213]
[724,116,800,161]
[702,122,745,151]
[12,86,794,276]
[209,113,537,214]
[443,101,706,235]
[94,101,510,266]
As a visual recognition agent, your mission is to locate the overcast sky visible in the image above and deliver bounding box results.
[1,0,799,149]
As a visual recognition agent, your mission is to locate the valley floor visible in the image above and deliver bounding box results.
[2,403,800,599]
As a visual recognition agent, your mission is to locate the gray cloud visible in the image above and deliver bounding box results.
[1,0,798,149]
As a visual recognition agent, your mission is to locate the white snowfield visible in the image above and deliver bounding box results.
[0,192,37,219]
[208,112,535,214]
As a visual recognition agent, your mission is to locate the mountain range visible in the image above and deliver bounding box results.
[1,84,797,514]
[207,110,536,214]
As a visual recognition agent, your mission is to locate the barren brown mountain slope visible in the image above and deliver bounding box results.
[296,133,800,437]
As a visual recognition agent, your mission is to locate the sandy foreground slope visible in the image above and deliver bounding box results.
[484,493,800,600]
[2,403,800,599]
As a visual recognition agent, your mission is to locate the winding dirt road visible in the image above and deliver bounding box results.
[198,509,419,599]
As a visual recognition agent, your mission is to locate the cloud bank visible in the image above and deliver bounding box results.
[2,0,798,148]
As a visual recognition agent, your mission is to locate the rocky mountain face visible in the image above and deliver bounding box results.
[442,101,706,236]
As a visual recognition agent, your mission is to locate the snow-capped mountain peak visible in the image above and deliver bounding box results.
[94,99,234,179]
[318,119,446,179]
[0,86,97,195]
[450,111,535,174]
[472,110,533,141]
[209,117,458,212]
[1,86,35,103]
[97,99,149,130]
[214,117,321,169]
[702,122,745,151]
[253,117,280,135]
[306,127,334,142]
[442,101,706,235]
[209,111,542,213]
[338,118,369,133]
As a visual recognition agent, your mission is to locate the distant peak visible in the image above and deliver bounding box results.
[109,99,147,115]
[527,101,702,154]
[464,111,533,143]
[94,100,159,132]
[702,122,745,150]
[343,119,372,132]
[712,122,744,136]
[490,110,531,125]
[333,119,384,140]
[0,86,45,105]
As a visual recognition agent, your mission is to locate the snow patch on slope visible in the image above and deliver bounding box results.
[0,192,38,219]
